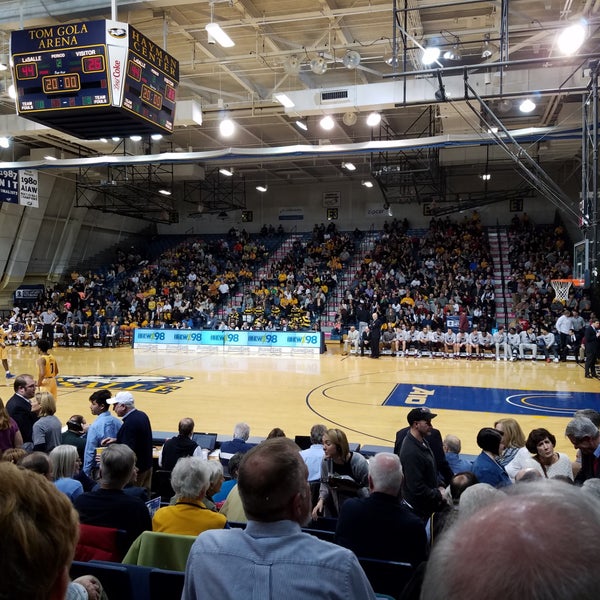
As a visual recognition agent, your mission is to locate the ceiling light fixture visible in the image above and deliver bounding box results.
[273,93,295,108]
[44,154,57,161]
[310,56,328,75]
[205,7,235,49]
[219,168,233,177]
[151,133,163,141]
[362,180,374,188]
[256,184,268,192]
[129,135,142,142]
[519,98,536,113]
[342,50,361,69]
[366,112,381,127]
[283,55,301,75]
[320,115,335,130]
[342,162,356,171]
[219,117,235,137]
[158,189,172,195]
[481,33,497,59]
[295,120,308,131]
[557,22,586,55]
[481,173,491,181]
[443,39,461,61]
[422,45,440,66]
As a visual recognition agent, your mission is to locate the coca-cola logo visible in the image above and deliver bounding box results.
[113,60,121,90]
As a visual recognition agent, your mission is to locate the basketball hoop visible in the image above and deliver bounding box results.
[551,279,581,304]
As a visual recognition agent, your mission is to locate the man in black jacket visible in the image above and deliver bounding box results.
[399,408,448,521]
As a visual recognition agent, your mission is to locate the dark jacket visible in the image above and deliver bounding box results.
[6,393,37,444]
[116,409,154,472]
[161,434,198,471]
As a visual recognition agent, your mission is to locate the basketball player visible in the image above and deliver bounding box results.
[0,321,14,379]
[36,339,59,399]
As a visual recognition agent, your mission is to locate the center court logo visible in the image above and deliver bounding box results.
[58,375,191,394]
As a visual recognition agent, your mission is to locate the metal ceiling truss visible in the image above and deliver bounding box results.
[182,168,247,217]
[75,162,177,225]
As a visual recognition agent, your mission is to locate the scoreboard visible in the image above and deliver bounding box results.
[10,20,179,139]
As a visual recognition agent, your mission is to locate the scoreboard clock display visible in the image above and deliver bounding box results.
[10,19,179,139]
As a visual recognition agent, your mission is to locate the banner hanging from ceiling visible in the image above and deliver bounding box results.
[0,169,39,207]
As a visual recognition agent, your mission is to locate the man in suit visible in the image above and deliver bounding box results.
[335,452,427,566]
[6,373,38,449]
[583,318,600,378]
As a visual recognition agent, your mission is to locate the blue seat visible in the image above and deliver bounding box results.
[149,568,185,600]
[358,557,414,600]
[70,560,134,600]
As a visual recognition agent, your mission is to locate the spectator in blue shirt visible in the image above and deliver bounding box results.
[443,434,473,475]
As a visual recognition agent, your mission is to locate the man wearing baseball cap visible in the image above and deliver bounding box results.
[103,391,153,491]
[399,407,448,521]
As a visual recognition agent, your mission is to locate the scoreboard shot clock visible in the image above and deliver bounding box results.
[10,19,179,139]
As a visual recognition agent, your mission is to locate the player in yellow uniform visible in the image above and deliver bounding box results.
[0,324,14,379]
[36,339,59,399]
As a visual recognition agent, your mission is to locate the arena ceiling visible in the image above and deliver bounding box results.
[0,0,598,222]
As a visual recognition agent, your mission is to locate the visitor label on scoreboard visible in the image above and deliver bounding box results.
[0,168,38,206]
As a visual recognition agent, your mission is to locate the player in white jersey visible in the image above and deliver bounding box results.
[443,328,457,358]
[492,325,509,361]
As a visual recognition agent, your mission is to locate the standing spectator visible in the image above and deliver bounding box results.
[555,308,573,361]
[335,452,427,566]
[583,318,600,379]
[369,312,382,359]
[36,339,59,399]
[182,438,376,600]
[82,390,122,477]
[159,417,198,471]
[31,391,62,453]
[105,392,154,491]
[6,374,37,449]
[0,397,22,452]
[399,408,448,521]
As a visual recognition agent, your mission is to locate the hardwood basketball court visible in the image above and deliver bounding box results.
[5,342,598,459]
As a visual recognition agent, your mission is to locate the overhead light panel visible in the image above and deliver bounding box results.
[219,168,233,177]
[274,93,295,108]
[151,134,163,141]
[362,180,374,188]
[320,115,335,130]
[342,50,361,69]
[519,98,536,113]
[366,112,381,127]
[129,135,142,142]
[205,22,235,48]
[158,189,172,195]
[557,22,586,55]
[310,56,328,75]
[295,119,308,131]
[256,184,268,192]
[342,162,356,171]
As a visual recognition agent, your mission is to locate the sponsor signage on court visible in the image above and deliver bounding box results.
[133,328,321,351]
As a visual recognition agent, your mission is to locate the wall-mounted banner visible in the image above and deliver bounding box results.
[322,191,341,208]
[0,168,39,207]
[366,205,388,218]
[19,170,39,207]
[278,207,304,221]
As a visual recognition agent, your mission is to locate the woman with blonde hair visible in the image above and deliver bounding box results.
[0,397,22,452]
[50,444,84,502]
[311,428,369,518]
[31,391,62,453]
[494,417,530,480]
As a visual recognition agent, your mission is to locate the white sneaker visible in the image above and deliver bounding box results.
[553,357,559,362]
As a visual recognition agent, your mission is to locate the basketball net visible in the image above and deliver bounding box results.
[551,280,572,304]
